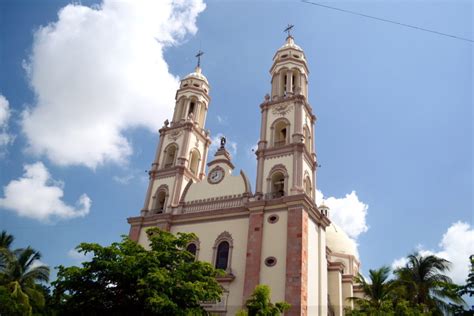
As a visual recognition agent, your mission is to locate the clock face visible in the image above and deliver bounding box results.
[208,168,224,184]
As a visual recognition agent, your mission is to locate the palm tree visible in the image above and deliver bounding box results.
[0,230,14,249]
[394,252,465,314]
[349,266,396,313]
[0,231,50,314]
[0,230,14,272]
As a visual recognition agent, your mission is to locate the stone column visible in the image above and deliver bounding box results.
[285,206,308,315]
[243,209,264,300]
[286,70,292,94]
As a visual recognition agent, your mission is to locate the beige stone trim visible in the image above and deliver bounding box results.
[240,170,252,195]
[328,261,345,273]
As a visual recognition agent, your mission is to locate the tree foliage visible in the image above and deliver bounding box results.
[0,230,50,316]
[348,253,468,316]
[52,228,223,315]
[394,253,465,314]
[237,284,290,316]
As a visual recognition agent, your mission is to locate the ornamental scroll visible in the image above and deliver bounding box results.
[272,103,293,117]
[167,130,182,141]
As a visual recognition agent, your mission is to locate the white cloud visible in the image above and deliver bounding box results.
[22,0,206,169]
[316,189,369,239]
[210,133,237,156]
[113,174,135,185]
[68,248,93,263]
[30,259,48,270]
[216,115,228,125]
[391,221,474,284]
[0,162,91,222]
[0,95,14,151]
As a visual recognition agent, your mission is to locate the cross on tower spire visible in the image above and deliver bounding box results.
[195,50,204,68]
[284,24,294,38]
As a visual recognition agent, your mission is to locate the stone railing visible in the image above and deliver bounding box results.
[182,195,244,214]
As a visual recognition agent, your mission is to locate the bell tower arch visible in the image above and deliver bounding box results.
[141,60,212,215]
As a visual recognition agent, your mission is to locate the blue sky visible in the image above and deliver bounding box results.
[0,0,472,287]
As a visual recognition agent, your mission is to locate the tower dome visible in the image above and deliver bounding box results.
[326,223,359,259]
[277,35,303,52]
[184,66,208,84]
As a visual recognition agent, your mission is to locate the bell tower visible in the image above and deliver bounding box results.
[255,32,317,200]
[141,56,212,216]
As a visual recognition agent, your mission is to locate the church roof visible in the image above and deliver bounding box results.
[326,223,359,259]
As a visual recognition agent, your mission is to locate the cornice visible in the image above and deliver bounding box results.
[175,86,211,103]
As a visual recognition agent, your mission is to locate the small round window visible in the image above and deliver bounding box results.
[267,214,279,224]
[265,256,277,267]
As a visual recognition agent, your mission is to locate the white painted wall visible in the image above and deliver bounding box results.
[170,217,249,315]
[260,210,288,302]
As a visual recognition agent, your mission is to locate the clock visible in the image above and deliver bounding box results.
[208,167,225,184]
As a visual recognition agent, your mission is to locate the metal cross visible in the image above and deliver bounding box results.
[284,24,294,37]
[195,50,204,67]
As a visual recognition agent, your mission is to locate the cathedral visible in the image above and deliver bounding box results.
[127,33,362,316]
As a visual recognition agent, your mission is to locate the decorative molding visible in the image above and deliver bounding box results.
[167,130,183,141]
[272,103,293,116]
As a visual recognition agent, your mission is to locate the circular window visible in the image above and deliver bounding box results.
[267,214,279,224]
[265,256,277,267]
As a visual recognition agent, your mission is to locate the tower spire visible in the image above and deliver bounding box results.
[284,24,294,38]
[195,50,204,68]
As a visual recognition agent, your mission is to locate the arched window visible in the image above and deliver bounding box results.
[156,191,166,213]
[151,185,169,213]
[186,243,197,256]
[189,149,200,176]
[212,232,233,274]
[188,101,196,118]
[163,143,178,168]
[215,241,229,270]
[266,164,289,199]
[272,119,290,148]
[271,172,286,198]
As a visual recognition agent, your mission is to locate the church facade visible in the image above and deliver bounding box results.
[127,34,362,316]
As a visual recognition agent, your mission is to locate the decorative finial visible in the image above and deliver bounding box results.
[284,24,294,38]
[195,50,204,68]
[164,119,169,127]
[220,136,226,149]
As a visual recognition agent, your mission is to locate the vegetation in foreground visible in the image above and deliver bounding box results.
[237,284,290,316]
[346,254,474,315]
[1,228,473,315]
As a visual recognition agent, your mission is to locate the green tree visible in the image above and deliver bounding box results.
[459,255,474,297]
[53,228,223,315]
[237,284,290,316]
[395,252,465,314]
[0,231,50,316]
[346,266,400,315]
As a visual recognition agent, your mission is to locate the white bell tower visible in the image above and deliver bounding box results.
[255,32,318,200]
[141,54,212,215]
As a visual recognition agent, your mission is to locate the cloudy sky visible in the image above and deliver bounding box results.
[1,0,472,287]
